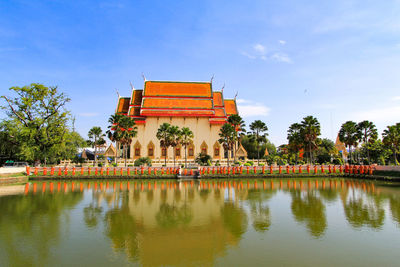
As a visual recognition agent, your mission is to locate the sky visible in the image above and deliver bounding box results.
[1,0,400,145]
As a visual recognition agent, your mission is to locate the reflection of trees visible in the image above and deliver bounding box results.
[199,189,210,203]
[220,202,248,238]
[0,192,83,266]
[83,204,103,228]
[104,201,141,261]
[247,189,275,233]
[155,203,193,228]
[343,194,384,229]
[291,190,327,238]
[390,196,400,226]
[319,188,339,203]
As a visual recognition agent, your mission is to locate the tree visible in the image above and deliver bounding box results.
[382,124,400,165]
[249,120,269,166]
[180,127,194,168]
[218,123,235,167]
[339,121,360,164]
[228,114,246,162]
[316,138,336,164]
[168,126,181,168]
[1,83,70,165]
[106,114,124,165]
[300,116,321,164]
[156,123,172,166]
[357,120,378,163]
[287,123,303,165]
[88,127,106,166]
[118,116,137,167]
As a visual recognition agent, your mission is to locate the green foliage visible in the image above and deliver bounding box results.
[246,160,254,166]
[195,153,212,166]
[244,163,251,166]
[382,123,400,165]
[215,160,220,166]
[218,123,235,166]
[134,157,152,167]
[248,120,268,164]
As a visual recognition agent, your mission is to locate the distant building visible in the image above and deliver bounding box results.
[115,80,247,163]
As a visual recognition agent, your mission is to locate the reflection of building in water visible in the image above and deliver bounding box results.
[94,185,247,266]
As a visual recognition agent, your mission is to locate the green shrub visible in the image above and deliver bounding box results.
[234,161,241,166]
[215,160,220,166]
[259,163,265,166]
[332,158,343,165]
[98,163,103,167]
[134,157,152,167]
[112,163,118,167]
[246,160,254,166]
[244,163,251,166]
[378,156,385,165]
[195,153,212,166]
[277,158,287,165]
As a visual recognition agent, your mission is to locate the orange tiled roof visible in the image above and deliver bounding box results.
[115,80,239,123]
[144,81,212,98]
[224,99,238,116]
[116,97,130,114]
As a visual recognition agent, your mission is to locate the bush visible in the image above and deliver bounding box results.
[195,153,212,166]
[244,163,251,166]
[134,157,152,167]
[98,163,103,167]
[112,163,118,167]
[276,158,287,166]
[332,158,343,165]
[234,161,242,166]
[259,163,265,166]
[246,160,254,166]
[378,156,385,165]
[207,159,212,166]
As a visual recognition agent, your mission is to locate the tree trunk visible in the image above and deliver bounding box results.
[308,143,312,165]
[394,150,397,165]
[164,146,167,167]
[124,144,127,167]
[115,141,118,166]
[227,147,230,167]
[257,143,260,166]
[173,146,176,168]
[94,136,97,167]
[184,145,187,168]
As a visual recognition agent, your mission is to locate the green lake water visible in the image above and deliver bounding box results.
[0,178,400,267]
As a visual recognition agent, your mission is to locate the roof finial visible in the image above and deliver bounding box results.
[210,74,214,83]
[234,91,238,100]
[221,83,225,94]
[129,80,135,91]
[116,89,120,98]
[141,72,147,81]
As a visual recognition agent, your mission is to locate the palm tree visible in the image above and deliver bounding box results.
[106,114,124,165]
[249,120,269,166]
[357,120,377,164]
[300,116,321,164]
[228,114,246,163]
[338,121,360,164]
[218,123,235,167]
[180,127,194,168]
[88,126,105,166]
[168,125,181,168]
[382,124,400,165]
[287,123,303,165]
[156,123,172,166]
[118,116,137,167]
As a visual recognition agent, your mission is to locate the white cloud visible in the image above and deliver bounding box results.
[79,112,99,117]
[253,43,266,54]
[271,53,292,63]
[352,105,400,123]
[392,96,400,101]
[279,40,286,45]
[237,99,270,117]
[241,51,256,59]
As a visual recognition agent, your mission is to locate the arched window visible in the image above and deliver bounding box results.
[176,147,181,157]
[200,141,208,155]
[134,141,141,158]
[188,146,194,157]
[147,141,155,158]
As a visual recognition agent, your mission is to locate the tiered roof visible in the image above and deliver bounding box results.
[116,80,238,124]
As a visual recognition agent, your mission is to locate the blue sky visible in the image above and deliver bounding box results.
[1,0,400,145]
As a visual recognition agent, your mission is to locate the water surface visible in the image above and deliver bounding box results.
[0,178,399,266]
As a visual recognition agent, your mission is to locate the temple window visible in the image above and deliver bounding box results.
[214,147,219,157]
[148,147,154,157]
[188,147,194,157]
[176,147,181,157]
[201,147,207,154]
[135,148,140,157]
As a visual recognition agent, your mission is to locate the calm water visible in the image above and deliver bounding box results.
[0,178,400,267]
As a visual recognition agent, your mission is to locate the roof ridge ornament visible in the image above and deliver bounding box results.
[141,72,147,82]
[221,83,225,94]
[210,74,214,84]
[116,89,120,98]
[234,91,238,100]
[130,81,135,91]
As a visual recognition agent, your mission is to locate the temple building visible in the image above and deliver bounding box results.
[115,80,247,165]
